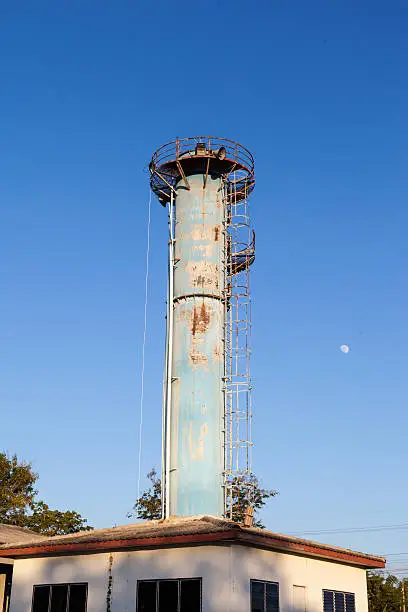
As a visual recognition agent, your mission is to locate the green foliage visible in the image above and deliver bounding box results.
[133,468,277,527]
[367,572,407,612]
[228,474,278,528]
[133,469,162,520]
[23,501,92,536]
[0,453,38,524]
[0,452,92,535]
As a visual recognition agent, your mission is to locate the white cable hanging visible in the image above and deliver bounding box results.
[137,189,152,502]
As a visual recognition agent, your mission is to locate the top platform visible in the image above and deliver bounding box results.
[149,136,255,205]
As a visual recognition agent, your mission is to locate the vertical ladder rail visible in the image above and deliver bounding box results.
[224,176,254,520]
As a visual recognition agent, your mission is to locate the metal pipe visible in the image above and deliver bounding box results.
[164,190,175,518]
[161,254,169,518]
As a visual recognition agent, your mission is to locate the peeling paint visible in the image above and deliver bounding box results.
[213,342,223,362]
[188,421,208,461]
[185,261,219,292]
[189,226,216,242]
[189,349,208,369]
[192,244,213,258]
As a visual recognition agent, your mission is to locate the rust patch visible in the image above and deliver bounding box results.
[191,301,211,336]
[189,349,208,369]
[216,191,223,210]
[185,261,220,292]
[175,307,189,323]
[213,342,223,362]
[214,226,219,242]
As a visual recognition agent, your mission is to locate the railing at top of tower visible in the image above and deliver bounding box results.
[149,136,255,205]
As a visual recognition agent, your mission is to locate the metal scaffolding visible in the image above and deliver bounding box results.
[223,174,255,520]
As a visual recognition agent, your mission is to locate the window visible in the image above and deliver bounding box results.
[32,584,87,612]
[323,590,355,612]
[136,579,201,612]
[0,564,13,612]
[251,580,279,612]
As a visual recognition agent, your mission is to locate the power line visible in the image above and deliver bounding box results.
[290,522,408,536]
[137,189,152,502]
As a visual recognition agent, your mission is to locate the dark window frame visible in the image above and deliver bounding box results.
[323,589,356,612]
[136,578,202,612]
[31,583,88,612]
[0,564,13,612]
[250,579,280,612]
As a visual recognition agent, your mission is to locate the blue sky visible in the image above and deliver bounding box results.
[1,0,407,565]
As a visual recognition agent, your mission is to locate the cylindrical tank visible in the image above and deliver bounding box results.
[170,174,225,516]
[149,137,255,518]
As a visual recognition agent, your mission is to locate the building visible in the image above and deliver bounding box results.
[0,516,384,612]
[0,526,44,612]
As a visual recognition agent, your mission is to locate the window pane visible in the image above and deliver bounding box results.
[335,592,345,612]
[138,582,157,612]
[345,594,355,612]
[180,579,201,612]
[323,591,334,612]
[50,586,68,612]
[158,581,178,612]
[68,585,87,612]
[33,586,51,612]
[251,581,265,612]
[266,583,279,612]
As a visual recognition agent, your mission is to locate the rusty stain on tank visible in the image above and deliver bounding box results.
[213,342,223,362]
[216,190,223,210]
[175,306,192,324]
[191,301,211,336]
[189,349,208,369]
[185,261,219,292]
[214,226,219,242]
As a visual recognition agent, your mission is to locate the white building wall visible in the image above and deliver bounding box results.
[230,545,368,612]
[7,544,368,612]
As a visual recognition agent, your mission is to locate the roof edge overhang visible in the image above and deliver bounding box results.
[0,529,385,569]
[234,532,385,569]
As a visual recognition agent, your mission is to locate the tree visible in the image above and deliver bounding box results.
[0,452,92,535]
[23,501,92,537]
[227,474,278,528]
[133,468,277,527]
[132,469,162,521]
[367,572,405,612]
[0,453,37,525]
